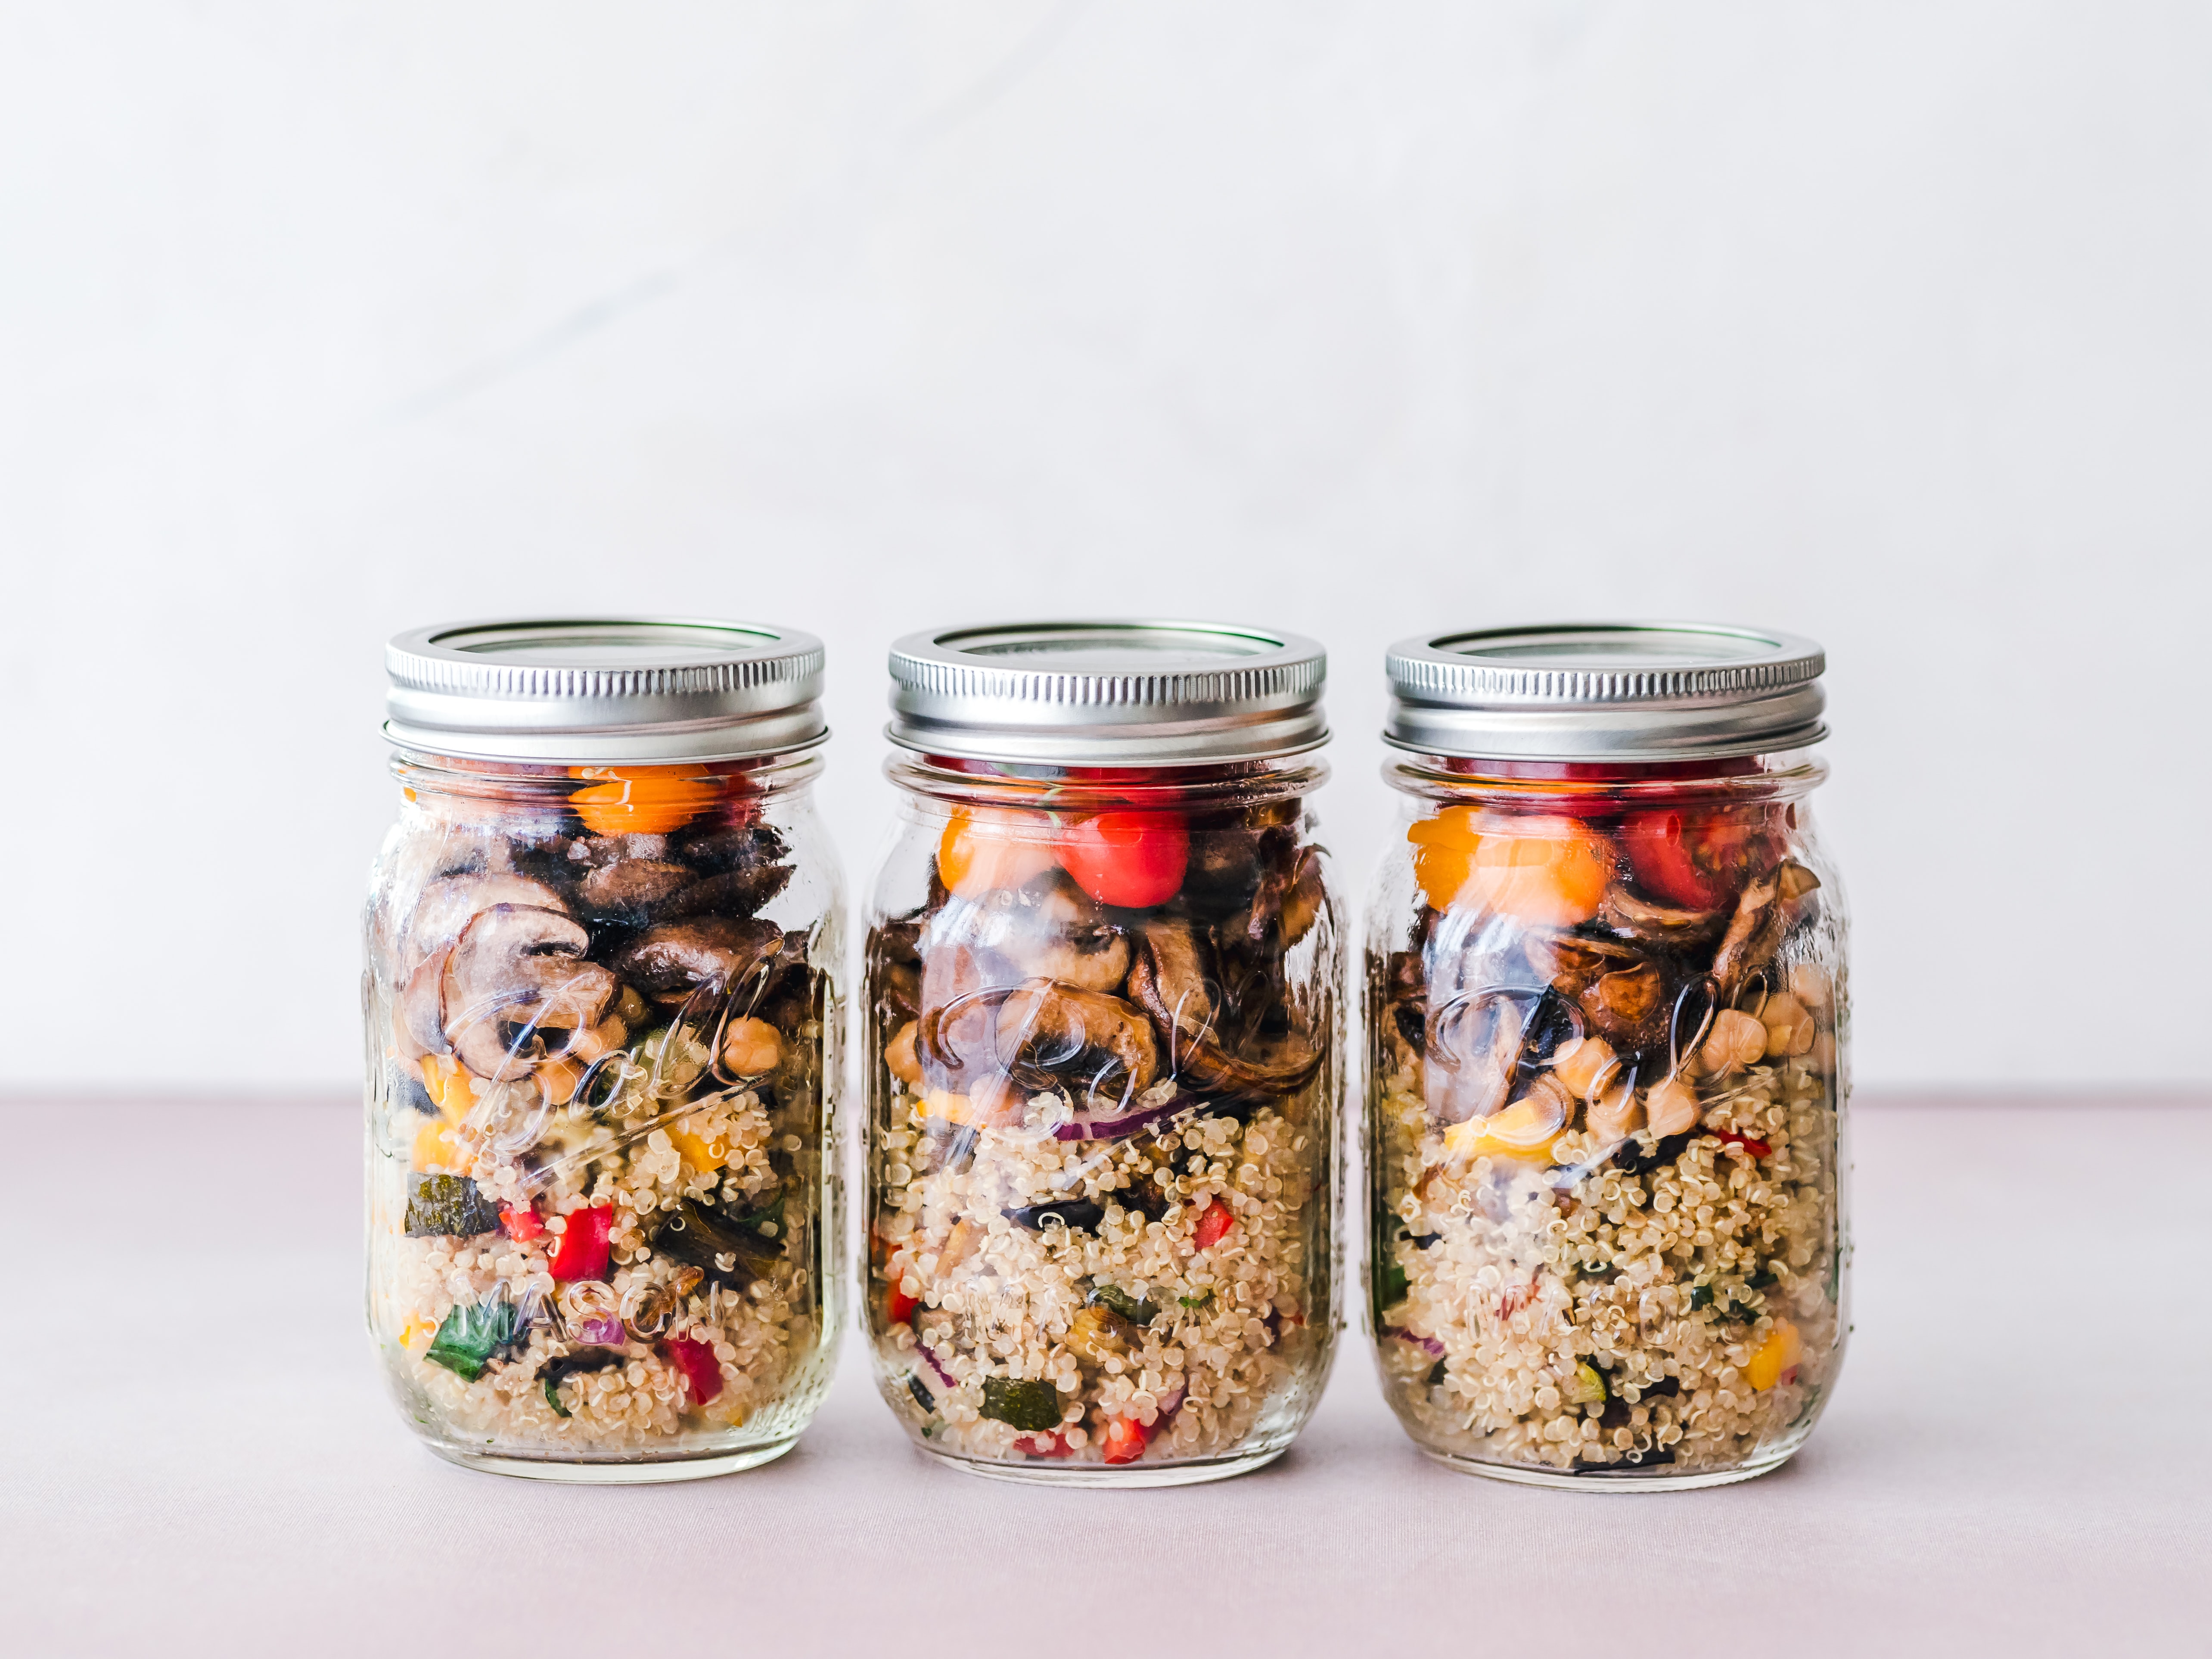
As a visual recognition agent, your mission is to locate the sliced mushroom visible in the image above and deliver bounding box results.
[608,916,784,1006]
[1577,961,1665,1050]
[575,859,696,923]
[1597,884,1726,947]
[659,864,794,921]
[1712,874,1783,999]
[962,875,1131,994]
[403,873,570,973]
[1127,917,1321,1098]
[1230,845,1327,954]
[1522,931,1644,1000]
[991,978,1159,1105]
[914,944,997,1091]
[441,904,619,1081]
[400,946,455,1057]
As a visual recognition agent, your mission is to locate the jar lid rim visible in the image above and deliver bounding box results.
[384,615,826,763]
[1384,621,1826,760]
[886,618,1328,763]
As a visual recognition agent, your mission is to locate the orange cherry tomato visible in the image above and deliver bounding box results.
[936,807,1059,898]
[568,767,721,836]
[1409,807,1611,924]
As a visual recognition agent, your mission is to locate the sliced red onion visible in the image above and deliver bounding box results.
[915,1344,957,1390]
[1155,1380,1187,1421]
[1051,1093,1202,1143]
[575,1316,625,1345]
[1382,1326,1445,1358]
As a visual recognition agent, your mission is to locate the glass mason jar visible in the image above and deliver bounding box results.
[1367,624,1849,1489]
[863,622,1343,1485]
[363,618,844,1480]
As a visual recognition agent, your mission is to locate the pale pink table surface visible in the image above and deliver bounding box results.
[5,1097,2205,1656]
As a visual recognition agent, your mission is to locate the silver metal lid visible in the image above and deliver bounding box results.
[385,617,827,764]
[886,620,1328,764]
[1384,622,1827,762]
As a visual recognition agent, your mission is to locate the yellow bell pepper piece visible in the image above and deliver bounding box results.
[418,1054,474,1122]
[412,1118,466,1171]
[1746,1318,1803,1391]
[398,1317,437,1352]
[667,1118,728,1171]
[1442,1097,1563,1164]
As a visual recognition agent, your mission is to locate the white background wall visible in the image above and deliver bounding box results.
[3,3,2206,1095]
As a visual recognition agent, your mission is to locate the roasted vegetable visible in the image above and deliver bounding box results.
[661,1334,724,1404]
[1089,1282,1160,1327]
[547,1203,616,1282]
[979,1376,1064,1433]
[653,1197,781,1288]
[425,1299,521,1381]
[1002,1199,1105,1234]
[540,1346,624,1417]
[404,1172,502,1239]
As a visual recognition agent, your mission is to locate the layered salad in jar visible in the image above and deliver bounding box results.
[866,771,1340,1476]
[364,761,838,1466]
[1370,764,1845,1482]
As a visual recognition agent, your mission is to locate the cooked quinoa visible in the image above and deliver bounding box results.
[1372,1048,1841,1474]
[872,1083,1325,1465]
[373,1054,828,1453]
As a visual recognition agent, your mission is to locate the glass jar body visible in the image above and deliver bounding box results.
[362,752,844,1480]
[864,758,1344,1485]
[1366,755,1849,1488]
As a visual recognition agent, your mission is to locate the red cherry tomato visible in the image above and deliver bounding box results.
[1619,808,1763,910]
[1056,811,1189,908]
[886,1284,920,1325]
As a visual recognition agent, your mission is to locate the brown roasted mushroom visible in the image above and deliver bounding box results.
[661,865,794,921]
[991,978,1159,1105]
[402,872,570,972]
[609,916,784,1006]
[575,859,696,923]
[1577,960,1665,1051]
[1523,931,1644,1000]
[441,904,619,1081]
[969,875,1131,994]
[1712,874,1784,999]
[1596,884,1726,948]
[1127,917,1321,1098]
[914,944,997,1091]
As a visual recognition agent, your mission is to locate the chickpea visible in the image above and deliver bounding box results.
[1759,993,1816,1059]
[1697,1010,1767,1077]
[719,1016,783,1077]
[568,1014,628,1064]
[1786,963,1833,1013]
[1643,1075,1702,1138]
[1586,1077,1643,1141]
[885,1020,924,1088]
[616,985,650,1027]
[536,1057,582,1105]
[1551,1035,1619,1100]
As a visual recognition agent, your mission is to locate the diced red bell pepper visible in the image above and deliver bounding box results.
[1014,1431,1075,1457]
[887,1283,920,1325]
[1709,1129,1774,1159]
[547,1204,615,1281]
[1192,1200,1235,1251]
[660,1335,723,1405]
[1102,1416,1149,1465]
[500,1204,544,1243]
